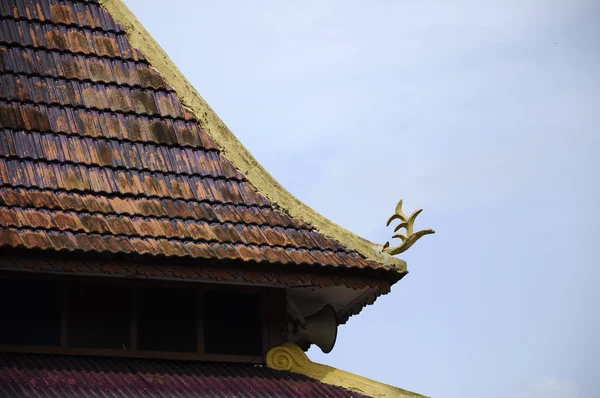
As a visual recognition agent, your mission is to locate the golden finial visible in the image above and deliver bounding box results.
[382,200,434,255]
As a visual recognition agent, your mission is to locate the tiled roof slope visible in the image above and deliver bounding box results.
[0,0,394,271]
[0,352,370,397]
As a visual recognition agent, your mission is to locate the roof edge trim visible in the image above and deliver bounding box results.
[266,344,428,397]
[98,0,406,272]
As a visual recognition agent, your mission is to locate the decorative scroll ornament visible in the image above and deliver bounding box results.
[382,200,435,255]
[266,344,310,372]
[266,344,426,397]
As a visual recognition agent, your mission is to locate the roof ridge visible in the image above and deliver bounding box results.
[98,0,407,271]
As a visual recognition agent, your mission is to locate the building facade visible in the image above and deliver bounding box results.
[0,0,433,396]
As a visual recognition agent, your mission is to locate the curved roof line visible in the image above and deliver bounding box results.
[99,0,406,272]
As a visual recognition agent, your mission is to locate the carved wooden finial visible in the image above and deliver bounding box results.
[382,200,434,255]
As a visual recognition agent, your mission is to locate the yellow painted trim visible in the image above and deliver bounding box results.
[98,0,407,272]
[266,344,427,398]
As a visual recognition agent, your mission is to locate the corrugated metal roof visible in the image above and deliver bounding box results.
[0,352,369,397]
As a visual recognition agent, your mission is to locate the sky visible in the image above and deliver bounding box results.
[123,1,599,397]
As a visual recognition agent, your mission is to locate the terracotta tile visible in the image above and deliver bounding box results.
[135,65,166,89]
[0,2,393,273]
[76,232,108,252]
[0,131,17,157]
[115,35,135,60]
[211,243,239,260]
[232,244,260,262]
[79,194,109,213]
[0,188,28,207]
[127,237,154,255]
[106,86,134,113]
[102,234,133,254]
[210,223,236,244]
[307,250,331,266]
[183,241,215,259]
[0,207,22,227]
[0,228,24,247]
[22,208,55,229]
[130,90,158,115]
[67,29,93,54]
[184,220,218,242]
[144,173,169,198]
[160,219,190,239]
[230,224,262,246]
[49,3,76,25]
[20,229,52,250]
[262,246,294,265]
[46,230,78,251]
[243,245,269,263]
[309,232,346,252]
[149,119,178,144]
[86,57,114,83]
[93,34,119,57]
[136,197,166,217]
[154,92,182,118]
[0,103,25,130]
[315,250,345,267]
[260,225,293,247]
[159,239,187,257]
[211,179,235,204]
[285,249,313,265]
[78,212,111,234]
[52,210,85,232]
[106,196,131,215]
[285,228,319,249]
[129,217,163,238]
[337,253,366,268]
[211,203,243,224]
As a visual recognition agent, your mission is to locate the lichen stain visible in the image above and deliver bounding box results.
[94,36,118,57]
[68,30,90,53]
[151,121,176,144]
[0,48,5,70]
[49,4,75,25]
[128,119,143,141]
[131,91,158,115]
[44,31,68,51]
[98,144,112,165]
[13,78,27,101]
[3,105,23,129]
[107,89,131,112]
[137,66,164,89]
[87,59,112,82]
[60,59,82,80]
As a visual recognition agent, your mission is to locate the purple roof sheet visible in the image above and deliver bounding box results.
[0,353,370,397]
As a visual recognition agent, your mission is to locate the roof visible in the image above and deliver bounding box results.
[0,0,412,273]
[0,352,370,397]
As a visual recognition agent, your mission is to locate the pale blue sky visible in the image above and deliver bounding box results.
[124,1,599,396]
